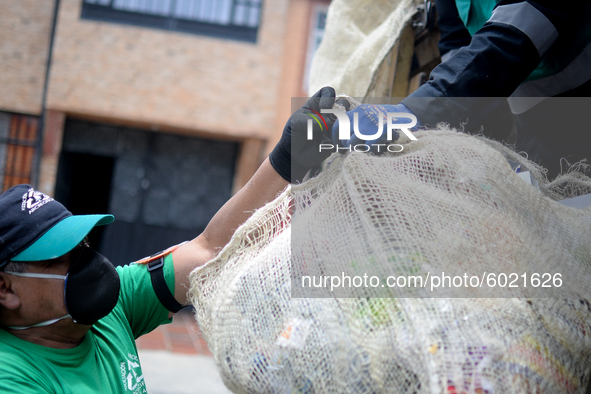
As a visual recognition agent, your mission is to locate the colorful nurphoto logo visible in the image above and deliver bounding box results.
[304,107,328,132]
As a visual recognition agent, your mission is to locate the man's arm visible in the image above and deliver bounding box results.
[435,0,472,62]
[167,87,336,308]
[170,158,287,307]
[403,0,583,130]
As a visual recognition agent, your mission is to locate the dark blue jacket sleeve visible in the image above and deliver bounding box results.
[402,0,585,129]
[435,0,472,58]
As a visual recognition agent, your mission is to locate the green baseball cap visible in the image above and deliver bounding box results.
[11,215,114,262]
[1,185,114,264]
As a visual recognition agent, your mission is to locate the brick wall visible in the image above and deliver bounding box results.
[46,0,290,140]
[0,0,54,115]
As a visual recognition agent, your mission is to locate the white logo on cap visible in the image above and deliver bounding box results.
[21,188,53,214]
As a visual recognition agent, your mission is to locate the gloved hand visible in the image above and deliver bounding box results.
[269,87,336,183]
[332,103,421,154]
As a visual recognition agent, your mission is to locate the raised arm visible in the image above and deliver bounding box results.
[403,0,588,130]
[170,158,287,305]
[170,87,336,307]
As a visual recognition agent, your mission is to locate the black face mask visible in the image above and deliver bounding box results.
[6,247,121,330]
[65,247,120,325]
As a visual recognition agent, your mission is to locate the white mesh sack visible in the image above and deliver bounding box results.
[189,122,591,393]
[308,0,419,97]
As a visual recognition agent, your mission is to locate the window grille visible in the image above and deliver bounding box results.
[82,0,262,42]
[0,112,40,192]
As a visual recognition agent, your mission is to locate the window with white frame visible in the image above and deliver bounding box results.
[82,0,263,43]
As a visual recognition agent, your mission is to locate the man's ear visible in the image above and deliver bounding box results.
[0,273,20,310]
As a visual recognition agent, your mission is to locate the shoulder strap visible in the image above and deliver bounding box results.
[147,257,184,313]
[134,242,188,313]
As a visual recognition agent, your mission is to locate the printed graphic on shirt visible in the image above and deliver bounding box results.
[120,353,146,393]
[21,188,53,214]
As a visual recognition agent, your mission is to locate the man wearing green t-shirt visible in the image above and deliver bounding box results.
[0,88,336,393]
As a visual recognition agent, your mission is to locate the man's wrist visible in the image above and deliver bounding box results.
[269,143,292,183]
[269,144,310,184]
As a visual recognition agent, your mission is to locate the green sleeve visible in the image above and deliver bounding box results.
[115,253,177,338]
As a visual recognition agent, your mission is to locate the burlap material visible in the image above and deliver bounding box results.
[189,98,591,393]
[308,0,419,97]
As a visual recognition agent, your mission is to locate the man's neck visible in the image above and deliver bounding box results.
[5,321,91,349]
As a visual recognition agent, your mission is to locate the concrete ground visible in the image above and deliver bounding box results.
[136,309,232,394]
[138,350,231,394]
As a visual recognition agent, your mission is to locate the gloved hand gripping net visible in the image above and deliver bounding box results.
[189,100,591,393]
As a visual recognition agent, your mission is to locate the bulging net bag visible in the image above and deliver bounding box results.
[189,102,591,393]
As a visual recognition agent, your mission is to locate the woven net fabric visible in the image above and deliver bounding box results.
[308,0,419,97]
[188,102,591,393]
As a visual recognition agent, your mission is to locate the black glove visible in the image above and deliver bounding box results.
[269,87,336,183]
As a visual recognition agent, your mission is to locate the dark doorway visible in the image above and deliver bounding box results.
[57,119,239,266]
[54,152,115,250]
